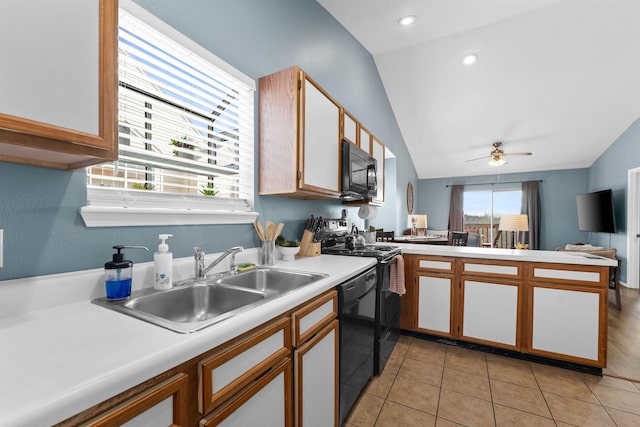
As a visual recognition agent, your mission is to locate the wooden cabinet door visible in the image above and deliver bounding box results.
[417,273,454,337]
[526,262,608,366]
[370,136,385,205]
[86,374,189,427]
[529,285,605,366]
[359,125,371,150]
[199,317,291,415]
[342,110,358,145]
[299,74,340,195]
[0,0,117,170]
[461,279,521,350]
[294,320,339,427]
[200,359,293,427]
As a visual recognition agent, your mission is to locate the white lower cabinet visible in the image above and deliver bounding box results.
[85,374,189,427]
[530,286,601,362]
[417,274,453,336]
[200,359,292,427]
[461,279,520,349]
[294,320,339,427]
[291,291,339,427]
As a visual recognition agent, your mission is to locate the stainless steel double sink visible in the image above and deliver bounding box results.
[93,267,327,333]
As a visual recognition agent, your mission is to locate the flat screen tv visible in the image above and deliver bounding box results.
[576,189,617,233]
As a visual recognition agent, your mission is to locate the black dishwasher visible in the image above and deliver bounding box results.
[337,266,377,425]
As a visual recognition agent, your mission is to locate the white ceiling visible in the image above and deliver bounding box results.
[317,0,640,179]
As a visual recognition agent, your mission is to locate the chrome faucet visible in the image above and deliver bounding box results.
[194,246,244,279]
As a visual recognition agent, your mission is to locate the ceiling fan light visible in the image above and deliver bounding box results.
[488,157,506,167]
[398,15,417,26]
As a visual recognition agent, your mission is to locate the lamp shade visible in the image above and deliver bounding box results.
[408,214,427,229]
[498,214,529,231]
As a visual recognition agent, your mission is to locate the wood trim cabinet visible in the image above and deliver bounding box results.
[291,290,339,427]
[403,254,610,367]
[200,359,293,427]
[84,374,189,427]
[369,136,385,205]
[526,263,608,366]
[259,66,341,199]
[199,317,291,415]
[0,0,118,170]
[341,109,358,146]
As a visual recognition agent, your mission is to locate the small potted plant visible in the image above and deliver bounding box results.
[200,182,218,196]
[170,135,196,158]
[276,235,300,261]
[131,182,154,190]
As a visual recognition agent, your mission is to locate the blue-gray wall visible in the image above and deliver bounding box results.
[417,169,590,252]
[0,0,418,280]
[587,117,640,282]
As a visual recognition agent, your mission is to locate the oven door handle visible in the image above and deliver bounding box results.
[379,256,399,266]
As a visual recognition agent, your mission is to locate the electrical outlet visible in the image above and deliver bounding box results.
[0,229,3,268]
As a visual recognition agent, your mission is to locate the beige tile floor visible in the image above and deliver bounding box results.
[345,336,640,426]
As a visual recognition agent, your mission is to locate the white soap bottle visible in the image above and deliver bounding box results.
[154,234,173,290]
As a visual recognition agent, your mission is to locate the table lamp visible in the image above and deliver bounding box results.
[498,214,529,249]
[408,214,427,237]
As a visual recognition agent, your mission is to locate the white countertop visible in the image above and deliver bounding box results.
[0,253,376,427]
[394,244,618,267]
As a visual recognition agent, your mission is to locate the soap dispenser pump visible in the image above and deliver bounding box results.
[105,245,149,300]
[154,234,173,290]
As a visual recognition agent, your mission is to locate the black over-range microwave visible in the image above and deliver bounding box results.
[341,140,377,200]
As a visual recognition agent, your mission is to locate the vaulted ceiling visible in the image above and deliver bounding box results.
[317,0,640,179]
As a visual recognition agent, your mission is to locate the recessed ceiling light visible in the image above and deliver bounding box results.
[398,15,417,26]
[463,54,478,66]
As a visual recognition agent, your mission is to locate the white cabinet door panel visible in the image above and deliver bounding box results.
[0,0,99,134]
[298,324,338,427]
[121,397,173,427]
[532,287,600,361]
[463,280,518,346]
[343,113,357,144]
[303,79,339,192]
[417,275,452,334]
[218,370,286,427]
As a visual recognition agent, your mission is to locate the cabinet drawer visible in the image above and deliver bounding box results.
[291,290,337,347]
[528,263,608,288]
[199,317,291,415]
[84,374,189,427]
[461,259,522,279]
[415,256,454,273]
[200,358,293,427]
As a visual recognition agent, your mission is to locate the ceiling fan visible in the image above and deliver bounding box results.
[466,141,532,167]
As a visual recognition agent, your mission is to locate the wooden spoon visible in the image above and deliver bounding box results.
[266,221,276,240]
[254,221,265,241]
[275,223,284,240]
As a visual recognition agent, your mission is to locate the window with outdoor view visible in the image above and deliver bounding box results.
[464,189,522,247]
[83,5,256,227]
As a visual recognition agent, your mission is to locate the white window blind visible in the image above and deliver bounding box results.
[87,7,254,205]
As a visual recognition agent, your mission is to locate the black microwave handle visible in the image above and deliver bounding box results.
[367,164,377,191]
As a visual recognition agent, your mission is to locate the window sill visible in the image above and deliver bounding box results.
[81,188,258,227]
[80,206,259,227]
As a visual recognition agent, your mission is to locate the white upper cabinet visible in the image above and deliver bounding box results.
[259,66,341,199]
[370,135,385,205]
[301,75,340,194]
[342,110,358,145]
[0,0,118,170]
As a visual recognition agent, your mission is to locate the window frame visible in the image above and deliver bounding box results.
[81,0,257,228]
[463,186,522,247]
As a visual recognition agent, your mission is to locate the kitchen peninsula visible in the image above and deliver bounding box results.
[394,244,617,370]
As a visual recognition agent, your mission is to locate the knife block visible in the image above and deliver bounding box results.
[299,230,321,257]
